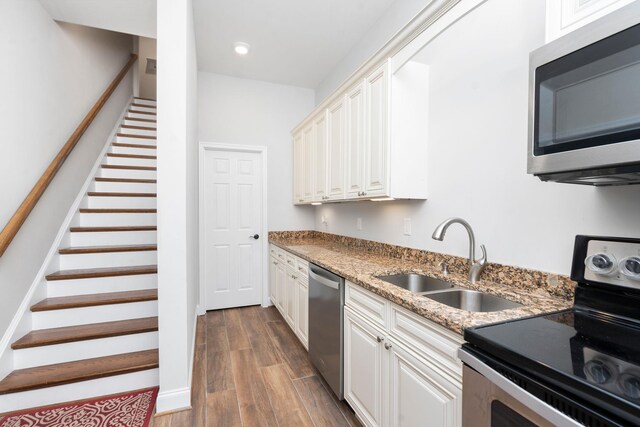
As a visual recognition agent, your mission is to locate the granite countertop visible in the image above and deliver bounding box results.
[269,235,573,336]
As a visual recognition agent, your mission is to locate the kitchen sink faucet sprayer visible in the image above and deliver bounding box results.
[432,217,487,284]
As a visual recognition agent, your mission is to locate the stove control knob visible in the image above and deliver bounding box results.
[617,372,640,400]
[619,257,640,281]
[585,253,617,276]
[584,359,613,385]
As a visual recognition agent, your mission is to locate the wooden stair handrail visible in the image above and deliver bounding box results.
[0,54,138,257]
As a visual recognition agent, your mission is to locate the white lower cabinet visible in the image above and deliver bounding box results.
[344,282,463,427]
[268,245,309,350]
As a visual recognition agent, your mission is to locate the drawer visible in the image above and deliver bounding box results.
[295,259,309,277]
[269,245,278,257]
[284,253,296,269]
[345,281,389,330]
[390,305,463,379]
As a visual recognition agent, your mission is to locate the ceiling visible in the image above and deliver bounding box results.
[38,0,156,38]
[193,0,397,89]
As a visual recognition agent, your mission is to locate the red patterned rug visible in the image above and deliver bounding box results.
[0,387,158,427]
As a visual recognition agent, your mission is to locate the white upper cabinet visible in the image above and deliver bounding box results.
[313,111,328,201]
[292,131,304,204]
[302,123,315,203]
[364,62,390,197]
[546,0,636,42]
[327,96,347,200]
[346,81,366,199]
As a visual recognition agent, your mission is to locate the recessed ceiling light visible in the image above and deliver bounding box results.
[234,42,250,55]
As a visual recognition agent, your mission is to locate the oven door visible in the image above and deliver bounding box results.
[460,353,584,427]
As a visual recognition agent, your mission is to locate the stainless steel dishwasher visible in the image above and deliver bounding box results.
[308,263,345,400]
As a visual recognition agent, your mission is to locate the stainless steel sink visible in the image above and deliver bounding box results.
[422,289,522,312]
[377,273,456,293]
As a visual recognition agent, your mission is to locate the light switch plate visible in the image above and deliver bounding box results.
[403,218,412,236]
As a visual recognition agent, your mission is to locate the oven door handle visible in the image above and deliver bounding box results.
[458,349,584,427]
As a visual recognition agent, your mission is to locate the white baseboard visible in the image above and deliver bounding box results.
[0,97,133,382]
[155,387,192,414]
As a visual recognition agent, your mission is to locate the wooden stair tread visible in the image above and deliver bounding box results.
[0,349,158,395]
[31,289,158,312]
[124,117,156,124]
[70,225,157,232]
[79,208,157,213]
[128,110,156,116]
[95,177,157,183]
[107,153,157,160]
[45,265,157,281]
[12,317,158,349]
[102,164,156,171]
[111,142,157,150]
[120,124,156,131]
[59,244,157,255]
[87,192,157,197]
[117,133,156,140]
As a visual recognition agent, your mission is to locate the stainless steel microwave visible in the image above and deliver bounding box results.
[528,3,640,186]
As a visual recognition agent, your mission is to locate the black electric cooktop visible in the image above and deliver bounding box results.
[463,236,640,427]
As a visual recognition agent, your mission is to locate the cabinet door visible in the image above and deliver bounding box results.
[388,340,462,427]
[302,124,315,202]
[346,81,366,199]
[295,277,309,349]
[292,132,304,204]
[314,112,328,201]
[269,256,278,304]
[275,261,286,315]
[344,308,386,427]
[364,62,390,197]
[285,270,296,329]
[327,96,346,200]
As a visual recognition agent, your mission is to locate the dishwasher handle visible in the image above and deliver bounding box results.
[309,269,340,290]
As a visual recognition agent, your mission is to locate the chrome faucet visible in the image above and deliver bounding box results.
[432,217,487,284]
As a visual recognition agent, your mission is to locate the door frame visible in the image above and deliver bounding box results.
[198,142,269,313]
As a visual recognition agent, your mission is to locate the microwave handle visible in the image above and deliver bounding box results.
[458,349,583,427]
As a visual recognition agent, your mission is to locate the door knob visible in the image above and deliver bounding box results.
[250,234,260,240]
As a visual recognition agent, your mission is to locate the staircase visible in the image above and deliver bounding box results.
[0,98,159,413]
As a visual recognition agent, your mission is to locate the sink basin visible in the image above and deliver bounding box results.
[422,289,522,312]
[377,273,456,293]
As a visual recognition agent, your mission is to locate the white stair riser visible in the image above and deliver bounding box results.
[32,301,158,329]
[70,230,156,246]
[13,332,158,369]
[133,98,157,107]
[99,167,156,180]
[47,273,157,298]
[93,181,156,193]
[58,250,158,270]
[123,118,156,127]
[106,156,157,167]
[110,145,157,156]
[119,127,156,137]
[0,368,159,413]
[130,105,156,113]
[127,111,156,120]
[79,212,157,227]
[87,196,156,209]
[116,135,157,145]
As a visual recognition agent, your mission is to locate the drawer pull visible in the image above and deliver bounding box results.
[376,336,384,343]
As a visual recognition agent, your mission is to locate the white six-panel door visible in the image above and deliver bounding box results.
[202,148,264,310]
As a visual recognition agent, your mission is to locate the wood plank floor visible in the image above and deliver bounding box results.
[151,306,361,427]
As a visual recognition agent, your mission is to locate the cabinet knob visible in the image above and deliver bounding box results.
[384,343,392,350]
[376,336,384,343]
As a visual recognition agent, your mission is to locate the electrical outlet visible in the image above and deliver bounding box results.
[357,218,363,230]
[403,218,412,236]
[321,215,328,225]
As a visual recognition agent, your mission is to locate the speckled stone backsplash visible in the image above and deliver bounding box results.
[268,230,576,300]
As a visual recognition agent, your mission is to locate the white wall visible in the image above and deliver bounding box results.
[0,0,132,340]
[198,73,316,231]
[137,37,157,100]
[314,0,429,105]
[156,0,199,413]
[315,0,640,276]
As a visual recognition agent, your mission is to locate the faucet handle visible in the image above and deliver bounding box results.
[476,244,487,266]
[438,262,449,276]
